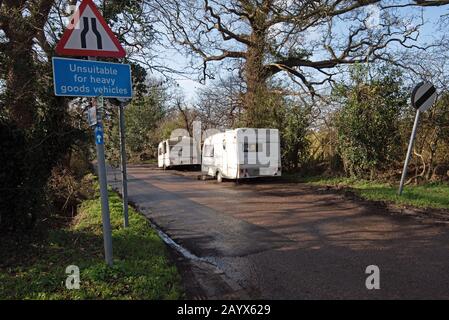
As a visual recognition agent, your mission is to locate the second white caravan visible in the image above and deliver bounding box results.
[202,128,282,182]
[158,136,201,169]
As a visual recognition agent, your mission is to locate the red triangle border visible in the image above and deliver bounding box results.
[55,0,126,58]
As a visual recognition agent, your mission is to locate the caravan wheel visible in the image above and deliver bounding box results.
[216,171,223,183]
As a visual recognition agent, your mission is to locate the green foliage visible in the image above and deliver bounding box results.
[47,161,96,217]
[125,93,166,158]
[241,87,284,128]
[0,85,87,231]
[278,103,313,170]
[409,91,449,181]
[0,182,183,300]
[334,65,408,179]
[130,63,150,98]
[103,0,144,21]
[157,116,185,140]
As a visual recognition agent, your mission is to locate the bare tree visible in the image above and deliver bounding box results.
[150,0,448,124]
[195,75,244,129]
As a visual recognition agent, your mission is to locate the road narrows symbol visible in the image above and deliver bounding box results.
[81,17,89,49]
[80,17,103,50]
[91,18,103,50]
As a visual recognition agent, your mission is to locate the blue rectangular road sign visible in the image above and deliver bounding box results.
[53,57,132,99]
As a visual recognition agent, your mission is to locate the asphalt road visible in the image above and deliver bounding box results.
[107,165,449,299]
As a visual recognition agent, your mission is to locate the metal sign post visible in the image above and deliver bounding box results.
[398,82,437,195]
[118,100,129,228]
[398,110,421,195]
[94,96,113,266]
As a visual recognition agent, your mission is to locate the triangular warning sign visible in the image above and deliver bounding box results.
[56,0,126,58]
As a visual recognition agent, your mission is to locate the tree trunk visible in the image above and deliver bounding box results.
[5,36,36,128]
[1,0,55,129]
[242,5,270,127]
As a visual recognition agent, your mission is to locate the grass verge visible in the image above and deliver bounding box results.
[0,178,183,300]
[299,176,449,210]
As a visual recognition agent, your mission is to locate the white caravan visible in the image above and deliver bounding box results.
[158,136,201,169]
[202,128,282,182]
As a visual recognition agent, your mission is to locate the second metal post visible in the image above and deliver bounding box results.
[119,102,129,228]
[398,110,421,195]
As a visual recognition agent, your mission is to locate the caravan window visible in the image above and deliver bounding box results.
[243,142,263,152]
[204,145,214,157]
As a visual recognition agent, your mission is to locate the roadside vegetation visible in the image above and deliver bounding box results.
[0,175,183,300]
[299,176,449,211]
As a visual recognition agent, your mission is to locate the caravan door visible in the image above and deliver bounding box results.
[221,138,228,177]
[158,143,164,168]
[223,137,238,179]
